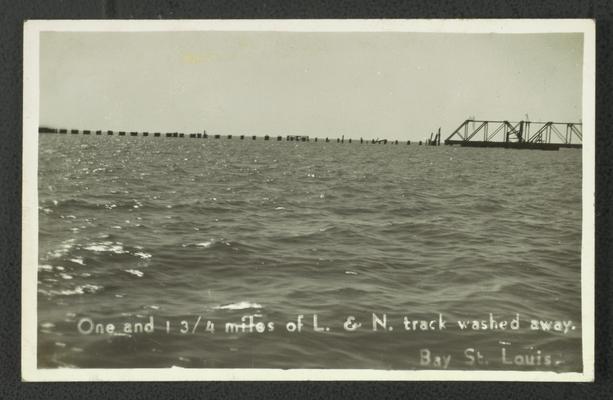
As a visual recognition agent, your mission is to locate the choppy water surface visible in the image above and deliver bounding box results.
[37,136,582,371]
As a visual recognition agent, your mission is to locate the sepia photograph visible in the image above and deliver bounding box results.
[22,19,595,381]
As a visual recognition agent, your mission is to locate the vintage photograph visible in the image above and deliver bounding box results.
[22,20,594,381]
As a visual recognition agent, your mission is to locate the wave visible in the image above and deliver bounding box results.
[39,284,103,297]
[83,241,127,254]
[214,301,263,310]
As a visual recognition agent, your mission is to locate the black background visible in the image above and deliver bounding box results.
[1,1,612,399]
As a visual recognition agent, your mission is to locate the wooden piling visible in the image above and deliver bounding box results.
[45,126,429,152]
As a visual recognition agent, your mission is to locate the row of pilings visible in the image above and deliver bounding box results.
[39,127,437,145]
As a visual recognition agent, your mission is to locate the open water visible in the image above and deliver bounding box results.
[37,135,582,371]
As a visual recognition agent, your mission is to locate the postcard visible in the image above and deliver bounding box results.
[22,19,595,381]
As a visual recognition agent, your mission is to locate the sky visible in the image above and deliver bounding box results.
[39,31,584,141]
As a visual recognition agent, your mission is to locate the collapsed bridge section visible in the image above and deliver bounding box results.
[444,120,582,150]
